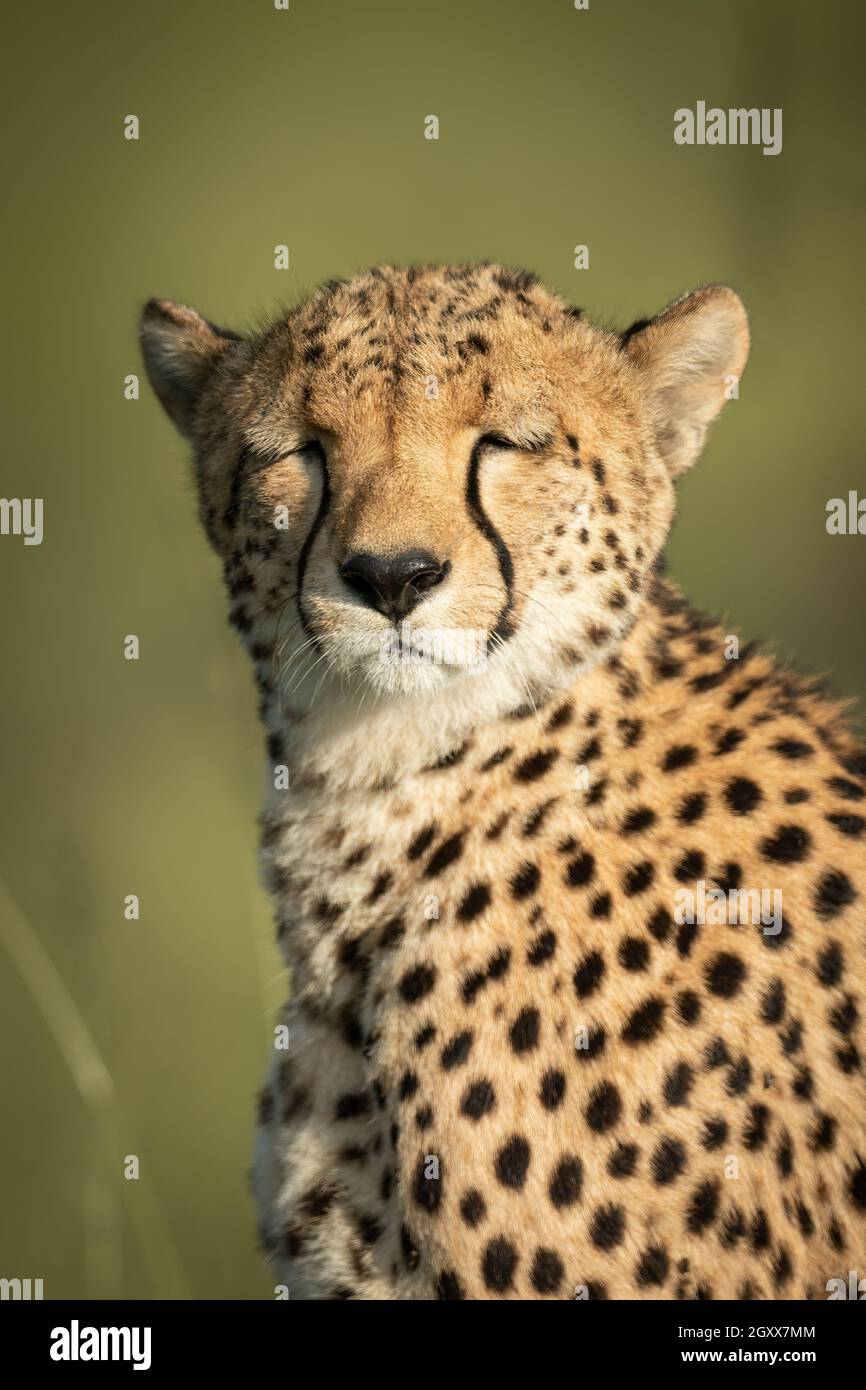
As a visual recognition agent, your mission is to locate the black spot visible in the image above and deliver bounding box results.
[412,1154,442,1213]
[399,963,436,1003]
[510,862,540,899]
[776,1131,794,1178]
[760,979,786,1024]
[514,748,559,783]
[662,744,697,772]
[663,1062,694,1107]
[549,1155,583,1207]
[539,1069,566,1111]
[578,733,606,767]
[461,1079,496,1120]
[714,728,745,756]
[826,775,864,801]
[622,806,656,834]
[618,717,644,748]
[678,792,707,824]
[457,882,491,921]
[379,915,405,948]
[523,799,556,837]
[726,1056,752,1096]
[796,1201,814,1237]
[635,1246,670,1287]
[652,1136,686,1185]
[407,824,437,860]
[459,1189,486,1226]
[494,1134,531,1189]
[436,1270,465,1300]
[724,777,762,814]
[565,852,595,888]
[608,1143,639,1178]
[715,860,742,893]
[622,996,666,1044]
[623,860,655,895]
[772,738,814,759]
[674,849,705,882]
[530,1247,564,1295]
[702,1117,728,1151]
[815,869,856,918]
[743,1102,770,1151]
[849,1159,866,1211]
[648,905,672,941]
[335,1091,371,1120]
[704,1036,731,1069]
[301,1183,337,1219]
[546,702,573,731]
[585,1081,622,1133]
[836,1042,860,1073]
[618,936,650,971]
[527,930,557,966]
[784,787,809,805]
[750,1210,770,1251]
[817,942,844,987]
[424,833,465,877]
[826,812,865,837]
[590,1204,625,1250]
[440,1031,473,1070]
[760,823,811,863]
[719,1206,745,1249]
[480,746,513,772]
[399,1071,419,1101]
[773,1248,792,1291]
[686,1179,719,1234]
[830,996,858,1034]
[780,1017,802,1055]
[676,990,701,1025]
[705,952,747,998]
[482,1237,518,1293]
[573,949,605,998]
[509,1007,540,1053]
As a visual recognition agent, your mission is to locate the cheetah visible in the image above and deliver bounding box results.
[140,264,866,1300]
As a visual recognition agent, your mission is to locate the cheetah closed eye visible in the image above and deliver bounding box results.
[141,264,866,1300]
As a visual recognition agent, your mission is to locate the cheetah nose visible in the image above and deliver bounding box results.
[339,549,449,622]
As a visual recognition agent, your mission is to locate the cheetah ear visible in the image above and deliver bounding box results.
[622,286,749,478]
[140,299,240,437]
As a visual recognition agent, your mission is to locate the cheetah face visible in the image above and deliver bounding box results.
[141,266,748,707]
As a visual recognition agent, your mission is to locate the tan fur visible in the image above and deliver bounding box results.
[141,265,866,1300]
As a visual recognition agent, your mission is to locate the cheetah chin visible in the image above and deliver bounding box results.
[142,265,866,1301]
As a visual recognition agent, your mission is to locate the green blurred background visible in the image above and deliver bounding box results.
[1,0,864,1299]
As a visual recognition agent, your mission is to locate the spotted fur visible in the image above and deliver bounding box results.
[141,264,866,1300]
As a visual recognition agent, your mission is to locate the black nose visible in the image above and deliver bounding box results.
[339,549,448,621]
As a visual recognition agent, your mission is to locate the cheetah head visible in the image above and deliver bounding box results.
[140,265,748,711]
